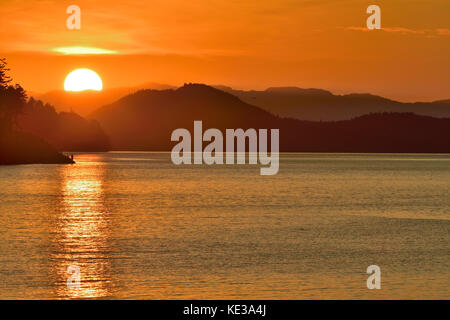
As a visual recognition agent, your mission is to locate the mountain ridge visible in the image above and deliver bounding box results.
[90,83,450,153]
[36,83,450,121]
[214,85,450,121]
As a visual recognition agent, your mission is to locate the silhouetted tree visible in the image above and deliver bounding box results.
[0,58,27,132]
[0,58,11,87]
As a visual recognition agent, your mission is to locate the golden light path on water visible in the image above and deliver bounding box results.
[51,156,112,299]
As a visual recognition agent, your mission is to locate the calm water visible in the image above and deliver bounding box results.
[0,152,449,299]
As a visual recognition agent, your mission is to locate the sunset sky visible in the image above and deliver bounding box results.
[1,0,449,101]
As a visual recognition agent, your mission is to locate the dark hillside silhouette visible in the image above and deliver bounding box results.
[91,84,275,150]
[0,59,74,165]
[0,130,73,165]
[1,59,109,163]
[91,84,450,153]
[19,98,110,152]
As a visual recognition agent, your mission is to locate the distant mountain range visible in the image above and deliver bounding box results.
[36,84,450,121]
[90,84,450,153]
[214,86,450,121]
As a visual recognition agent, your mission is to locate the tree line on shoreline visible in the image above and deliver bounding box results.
[0,59,108,164]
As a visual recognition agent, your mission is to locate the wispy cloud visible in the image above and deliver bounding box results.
[344,26,450,37]
[436,28,450,36]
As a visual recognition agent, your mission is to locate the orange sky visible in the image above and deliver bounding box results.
[1,0,449,101]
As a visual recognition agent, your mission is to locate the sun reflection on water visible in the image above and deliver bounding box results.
[51,156,113,299]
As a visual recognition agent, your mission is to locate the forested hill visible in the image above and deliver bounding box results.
[91,84,450,153]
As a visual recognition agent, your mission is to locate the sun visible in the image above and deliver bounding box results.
[64,68,103,92]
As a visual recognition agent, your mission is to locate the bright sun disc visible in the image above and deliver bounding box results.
[64,68,103,92]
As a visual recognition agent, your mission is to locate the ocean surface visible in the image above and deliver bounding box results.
[0,152,449,299]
